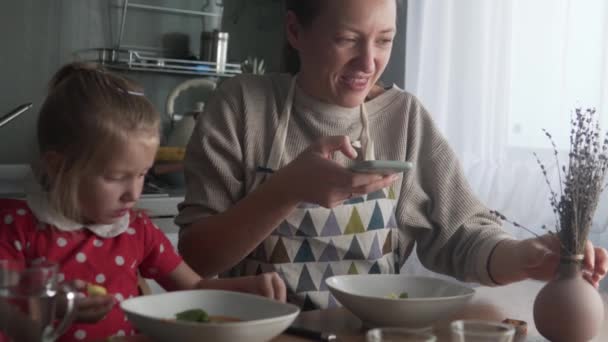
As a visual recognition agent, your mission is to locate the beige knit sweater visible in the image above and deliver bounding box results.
[176,73,512,285]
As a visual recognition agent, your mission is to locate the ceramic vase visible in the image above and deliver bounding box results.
[533,259,604,342]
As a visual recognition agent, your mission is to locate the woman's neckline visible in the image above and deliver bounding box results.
[293,80,401,120]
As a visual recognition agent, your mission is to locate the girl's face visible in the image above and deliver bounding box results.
[287,0,397,108]
[78,133,158,225]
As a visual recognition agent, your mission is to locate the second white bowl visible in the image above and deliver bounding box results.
[326,274,475,328]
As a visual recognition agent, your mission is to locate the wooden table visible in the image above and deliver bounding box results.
[114,280,608,342]
[273,280,608,342]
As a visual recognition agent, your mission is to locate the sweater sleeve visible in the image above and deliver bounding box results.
[398,97,513,285]
[174,78,247,229]
[174,74,289,230]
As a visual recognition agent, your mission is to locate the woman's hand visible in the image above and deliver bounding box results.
[274,136,399,208]
[197,272,287,302]
[495,235,608,288]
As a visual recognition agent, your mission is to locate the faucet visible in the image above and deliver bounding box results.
[0,103,32,128]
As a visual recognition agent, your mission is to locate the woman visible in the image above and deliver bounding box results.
[176,0,608,309]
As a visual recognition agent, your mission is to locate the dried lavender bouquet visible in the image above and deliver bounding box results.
[493,108,608,257]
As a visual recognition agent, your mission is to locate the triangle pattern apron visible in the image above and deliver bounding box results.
[236,78,412,310]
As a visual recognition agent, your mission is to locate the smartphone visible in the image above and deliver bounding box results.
[350,160,414,175]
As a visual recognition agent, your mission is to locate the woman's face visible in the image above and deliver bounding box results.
[288,0,397,108]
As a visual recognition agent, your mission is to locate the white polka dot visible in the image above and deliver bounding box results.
[74,330,86,340]
[76,253,86,263]
[16,209,26,216]
[13,241,22,251]
[4,215,13,225]
[130,261,137,269]
[116,330,126,336]
[148,268,158,275]
[153,224,160,230]
[93,239,103,247]
[115,293,124,302]
[115,256,125,266]
[126,227,136,235]
[159,244,164,253]
[96,274,106,283]
[57,238,67,247]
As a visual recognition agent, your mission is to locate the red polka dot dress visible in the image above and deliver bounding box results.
[0,199,182,341]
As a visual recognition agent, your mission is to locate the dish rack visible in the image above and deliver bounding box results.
[75,0,241,78]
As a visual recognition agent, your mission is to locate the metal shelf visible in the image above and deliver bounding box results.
[77,1,240,78]
[76,48,241,78]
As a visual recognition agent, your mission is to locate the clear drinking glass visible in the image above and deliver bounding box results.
[366,327,438,342]
[450,319,515,342]
[0,260,76,342]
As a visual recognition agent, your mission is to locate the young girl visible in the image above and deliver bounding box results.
[0,62,286,342]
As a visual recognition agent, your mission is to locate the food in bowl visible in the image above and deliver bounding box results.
[386,291,409,299]
[175,309,209,323]
[174,309,241,323]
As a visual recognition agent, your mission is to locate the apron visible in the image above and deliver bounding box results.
[237,78,412,310]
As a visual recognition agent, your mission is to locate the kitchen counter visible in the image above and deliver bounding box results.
[136,192,184,234]
[0,164,29,196]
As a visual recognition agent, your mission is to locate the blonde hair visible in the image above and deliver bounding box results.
[36,62,160,222]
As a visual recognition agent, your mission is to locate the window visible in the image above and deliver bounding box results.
[508,0,608,150]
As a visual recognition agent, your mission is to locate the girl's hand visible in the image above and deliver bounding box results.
[274,136,399,208]
[60,280,114,323]
[246,272,287,302]
[516,235,608,288]
[226,272,287,302]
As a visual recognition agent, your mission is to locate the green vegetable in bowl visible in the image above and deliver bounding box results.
[386,291,409,299]
[175,309,209,322]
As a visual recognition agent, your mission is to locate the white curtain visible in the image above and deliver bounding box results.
[403,0,608,286]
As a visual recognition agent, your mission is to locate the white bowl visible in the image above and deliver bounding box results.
[120,290,300,342]
[325,274,475,329]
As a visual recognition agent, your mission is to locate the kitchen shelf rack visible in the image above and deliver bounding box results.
[77,0,240,78]
[77,48,241,77]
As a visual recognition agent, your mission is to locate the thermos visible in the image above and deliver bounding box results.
[200,30,229,73]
